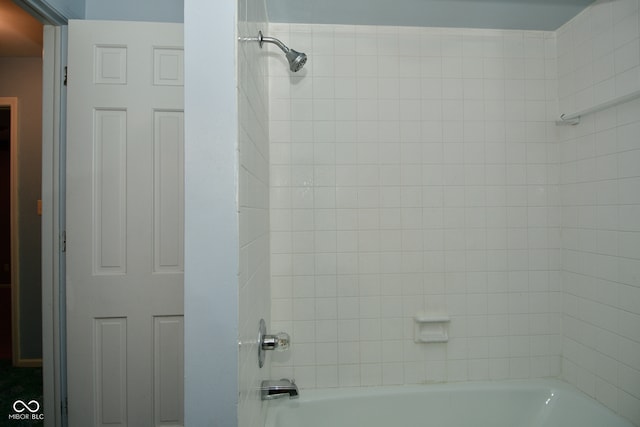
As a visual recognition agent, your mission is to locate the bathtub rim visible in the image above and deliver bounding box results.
[270,378,584,402]
[263,377,635,427]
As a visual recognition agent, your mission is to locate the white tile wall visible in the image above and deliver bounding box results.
[557,0,640,116]
[557,0,640,424]
[269,23,562,389]
[558,98,640,425]
[264,2,640,425]
[238,0,271,426]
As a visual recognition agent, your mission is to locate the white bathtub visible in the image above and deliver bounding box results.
[265,380,634,427]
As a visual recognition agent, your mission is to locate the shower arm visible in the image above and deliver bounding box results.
[257,31,290,53]
[239,31,308,73]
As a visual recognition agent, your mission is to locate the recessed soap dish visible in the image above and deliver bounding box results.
[414,313,450,343]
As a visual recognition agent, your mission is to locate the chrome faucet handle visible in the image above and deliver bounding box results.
[261,331,290,351]
[258,319,291,368]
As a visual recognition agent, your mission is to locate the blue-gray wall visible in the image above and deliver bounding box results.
[23,0,183,22]
[17,0,84,20]
[184,0,238,424]
[85,0,183,22]
[266,0,593,30]
[47,0,83,18]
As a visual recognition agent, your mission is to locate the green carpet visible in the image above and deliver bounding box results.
[0,360,43,427]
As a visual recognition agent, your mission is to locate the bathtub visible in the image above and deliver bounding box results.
[264,380,634,427]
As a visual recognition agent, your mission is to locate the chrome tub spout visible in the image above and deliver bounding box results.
[261,379,299,400]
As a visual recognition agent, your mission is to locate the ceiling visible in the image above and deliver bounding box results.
[0,0,43,57]
[266,0,596,31]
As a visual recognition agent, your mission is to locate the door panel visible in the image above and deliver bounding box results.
[66,20,184,427]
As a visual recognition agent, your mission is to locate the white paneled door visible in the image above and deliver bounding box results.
[66,20,184,427]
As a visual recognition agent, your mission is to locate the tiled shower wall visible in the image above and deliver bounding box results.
[556,0,640,423]
[269,24,563,387]
[237,0,270,425]
[558,97,640,425]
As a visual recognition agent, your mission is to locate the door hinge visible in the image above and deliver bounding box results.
[64,66,68,86]
[60,231,66,252]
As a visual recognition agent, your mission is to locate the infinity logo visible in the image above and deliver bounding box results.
[12,400,40,413]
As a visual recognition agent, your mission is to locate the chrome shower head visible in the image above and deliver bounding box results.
[284,49,307,73]
[258,31,307,72]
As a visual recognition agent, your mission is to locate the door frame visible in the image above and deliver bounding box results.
[12,0,69,423]
[41,23,67,427]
